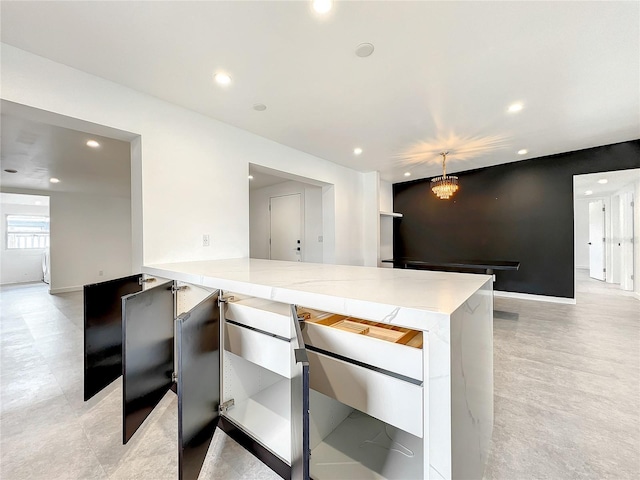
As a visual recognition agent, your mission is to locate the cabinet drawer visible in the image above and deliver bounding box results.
[225,296,293,339]
[300,308,423,381]
[307,350,423,438]
[225,322,294,378]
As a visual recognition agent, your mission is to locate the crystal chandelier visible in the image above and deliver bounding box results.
[430,152,459,200]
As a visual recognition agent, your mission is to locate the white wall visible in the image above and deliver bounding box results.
[1,44,373,268]
[378,180,394,268]
[50,192,132,292]
[362,171,379,267]
[379,180,393,212]
[304,187,324,264]
[0,202,49,284]
[249,181,323,263]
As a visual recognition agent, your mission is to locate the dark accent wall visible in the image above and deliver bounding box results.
[393,140,640,298]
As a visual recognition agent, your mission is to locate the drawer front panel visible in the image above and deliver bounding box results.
[225,322,293,378]
[307,351,423,438]
[225,297,293,339]
[303,322,423,381]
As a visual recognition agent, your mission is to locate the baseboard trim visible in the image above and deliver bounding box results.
[49,286,83,294]
[0,280,45,286]
[633,292,640,301]
[494,290,576,305]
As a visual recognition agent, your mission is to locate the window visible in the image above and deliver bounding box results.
[6,215,50,249]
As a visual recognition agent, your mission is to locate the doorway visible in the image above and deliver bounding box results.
[574,169,638,294]
[619,190,635,291]
[249,164,333,264]
[0,193,50,285]
[588,199,605,281]
[1,100,138,293]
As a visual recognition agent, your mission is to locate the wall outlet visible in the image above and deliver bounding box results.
[318,235,323,242]
[98,270,104,276]
[202,234,210,247]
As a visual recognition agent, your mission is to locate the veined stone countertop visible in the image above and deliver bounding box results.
[143,258,492,330]
[145,257,494,478]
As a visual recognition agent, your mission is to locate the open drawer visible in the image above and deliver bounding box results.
[225,295,294,339]
[299,308,424,382]
[225,321,295,378]
[307,350,423,438]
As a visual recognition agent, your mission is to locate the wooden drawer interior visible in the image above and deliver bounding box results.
[298,308,423,349]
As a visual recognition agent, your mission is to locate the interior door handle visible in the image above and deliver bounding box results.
[588,242,592,245]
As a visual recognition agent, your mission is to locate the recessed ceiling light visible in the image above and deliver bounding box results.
[355,43,375,58]
[248,175,254,180]
[253,104,267,111]
[508,103,524,113]
[49,177,60,184]
[4,169,17,173]
[585,190,593,195]
[35,201,42,205]
[214,73,232,85]
[404,172,411,177]
[597,179,608,184]
[353,148,363,155]
[86,140,100,148]
[312,0,332,14]
[517,149,528,155]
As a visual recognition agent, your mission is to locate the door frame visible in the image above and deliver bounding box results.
[248,163,334,264]
[573,171,639,299]
[588,199,606,281]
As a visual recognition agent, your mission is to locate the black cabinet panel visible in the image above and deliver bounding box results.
[176,291,220,480]
[122,281,175,444]
[291,307,310,480]
[83,274,142,401]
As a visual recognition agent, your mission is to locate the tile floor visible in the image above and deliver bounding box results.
[0,270,638,479]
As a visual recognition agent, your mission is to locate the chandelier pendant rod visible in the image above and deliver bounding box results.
[440,151,449,177]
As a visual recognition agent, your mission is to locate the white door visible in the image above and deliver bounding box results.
[611,196,622,284]
[588,200,605,281]
[270,194,302,261]
[620,191,635,291]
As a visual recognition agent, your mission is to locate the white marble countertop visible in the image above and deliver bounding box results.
[143,258,491,329]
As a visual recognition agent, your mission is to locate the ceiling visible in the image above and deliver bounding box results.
[248,163,329,191]
[573,169,640,199]
[1,1,638,183]
[0,192,50,207]
[0,114,131,197]
[248,170,288,191]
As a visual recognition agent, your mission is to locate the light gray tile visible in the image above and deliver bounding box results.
[1,275,638,480]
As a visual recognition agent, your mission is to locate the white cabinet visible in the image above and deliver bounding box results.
[220,297,428,479]
[301,307,425,478]
[220,296,300,467]
[87,259,494,480]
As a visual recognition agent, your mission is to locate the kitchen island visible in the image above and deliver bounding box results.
[142,258,493,480]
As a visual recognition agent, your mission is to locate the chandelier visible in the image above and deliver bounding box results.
[430,152,459,200]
